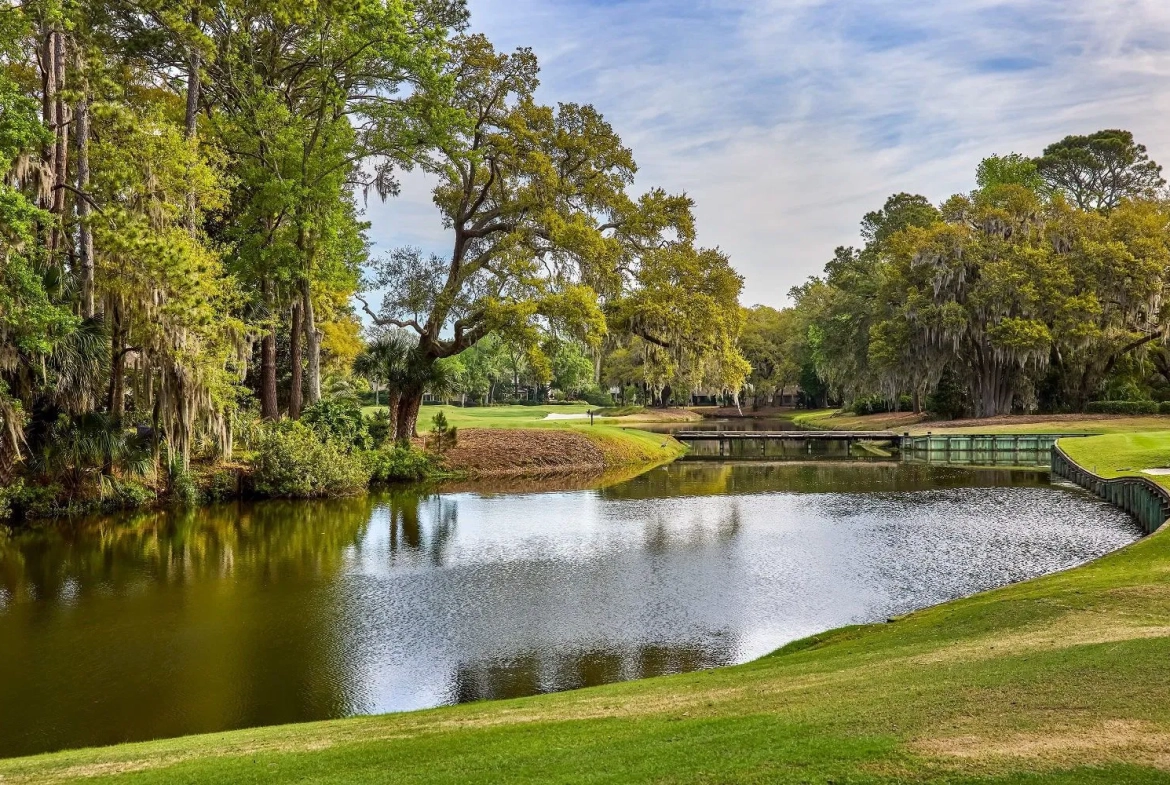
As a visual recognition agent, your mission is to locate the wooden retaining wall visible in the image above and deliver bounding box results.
[1051,444,1170,535]
[901,434,1080,453]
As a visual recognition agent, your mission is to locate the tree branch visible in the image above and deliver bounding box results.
[355,295,424,334]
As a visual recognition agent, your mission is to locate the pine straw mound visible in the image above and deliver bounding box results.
[439,428,608,476]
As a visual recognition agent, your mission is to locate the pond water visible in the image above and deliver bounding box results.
[0,462,1142,758]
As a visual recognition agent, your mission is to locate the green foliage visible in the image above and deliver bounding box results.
[976,153,1043,192]
[550,341,595,398]
[925,371,968,420]
[365,444,437,484]
[0,478,20,522]
[1035,129,1165,212]
[427,411,457,454]
[1085,401,1160,415]
[251,422,371,498]
[302,399,372,451]
[364,409,394,447]
[580,385,614,407]
[779,130,1170,419]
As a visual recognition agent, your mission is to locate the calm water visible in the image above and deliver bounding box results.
[0,462,1141,758]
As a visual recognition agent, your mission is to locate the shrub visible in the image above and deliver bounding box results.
[364,408,393,447]
[365,444,437,484]
[581,385,614,407]
[302,399,371,451]
[0,479,20,521]
[1161,402,1170,415]
[252,422,371,498]
[1085,400,1160,415]
[194,466,241,503]
[107,479,156,510]
[849,395,903,416]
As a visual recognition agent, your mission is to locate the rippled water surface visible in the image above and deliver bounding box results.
[0,462,1141,757]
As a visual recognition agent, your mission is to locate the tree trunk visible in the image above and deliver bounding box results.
[40,28,55,209]
[386,391,401,442]
[289,301,303,419]
[396,390,422,442]
[184,15,201,233]
[50,30,68,252]
[76,84,94,319]
[107,300,126,420]
[260,280,279,421]
[302,279,322,406]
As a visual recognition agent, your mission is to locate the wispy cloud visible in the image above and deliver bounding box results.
[364,0,1170,307]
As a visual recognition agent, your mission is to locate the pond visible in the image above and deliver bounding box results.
[0,462,1142,758]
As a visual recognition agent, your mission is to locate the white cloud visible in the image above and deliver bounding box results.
[363,0,1170,307]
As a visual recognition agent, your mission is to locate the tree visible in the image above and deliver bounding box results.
[363,34,692,437]
[1035,130,1165,212]
[550,340,594,399]
[609,244,750,406]
[196,0,459,419]
[976,153,1043,192]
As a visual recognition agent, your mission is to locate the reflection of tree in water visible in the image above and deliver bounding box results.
[641,503,741,554]
[383,490,457,566]
[0,496,375,601]
[603,461,1051,501]
[449,638,735,704]
[0,497,376,758]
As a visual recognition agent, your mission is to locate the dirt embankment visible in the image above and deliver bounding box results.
[436,429,608,476]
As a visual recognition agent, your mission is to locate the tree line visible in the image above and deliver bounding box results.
[741,130,1170,418]
[0,1,750,502]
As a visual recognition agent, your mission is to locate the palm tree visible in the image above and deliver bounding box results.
[353,331,416,441]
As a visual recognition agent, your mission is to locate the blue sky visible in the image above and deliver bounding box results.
[364,0,1170,307]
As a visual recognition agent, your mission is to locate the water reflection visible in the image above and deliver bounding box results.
[0,463,1142,758]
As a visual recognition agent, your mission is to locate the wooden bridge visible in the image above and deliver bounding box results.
[673,431,899,459]
[673,430,1092,462]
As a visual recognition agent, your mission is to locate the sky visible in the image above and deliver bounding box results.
[364,0,1170,308]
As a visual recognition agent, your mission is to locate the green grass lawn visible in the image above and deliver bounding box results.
[1059,431,1170,489]
[794,408,1170,436]
[362,403,597,430]
[4,478,1169,782]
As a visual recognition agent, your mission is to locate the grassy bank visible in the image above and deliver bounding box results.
[1059,431,1170,490]
[794,409,1170,435]
[5,472,1168,782]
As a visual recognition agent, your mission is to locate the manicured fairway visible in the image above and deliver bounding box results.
[796,408,1170,436]
[1059,431,1170,489]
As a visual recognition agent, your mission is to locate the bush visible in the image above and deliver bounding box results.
[1085,400,1160,415]
[0,479,20,521]
[252,422,371,498]
[302,399,371,451]
[364,409,393,447]
[107,479,156,510]
[365,444,437,484]
[193,466,241,503]
[1161,402,1170,415]
[580,385,614,407]
[850,395,900,416]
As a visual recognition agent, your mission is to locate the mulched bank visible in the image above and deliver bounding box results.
[439,428,608,476]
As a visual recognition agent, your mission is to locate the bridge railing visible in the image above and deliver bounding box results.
[1051,444,1170,535]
